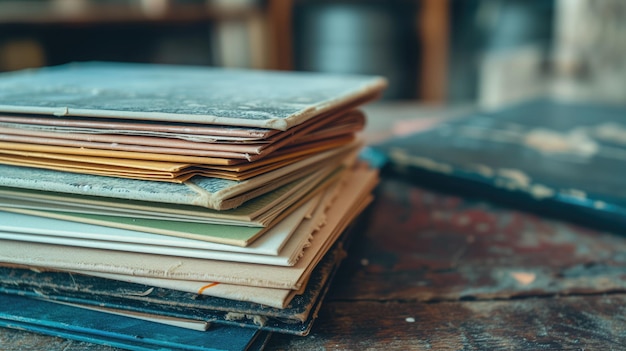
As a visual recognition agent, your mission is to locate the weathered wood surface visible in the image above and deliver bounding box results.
[269,296,626,350]
[332,178,626,302]
[3,177,626,350]
[267,177,626,350]
[0,328,121,351]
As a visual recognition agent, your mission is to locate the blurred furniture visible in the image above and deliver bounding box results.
[0,0,451,101]
[0,0,269,70]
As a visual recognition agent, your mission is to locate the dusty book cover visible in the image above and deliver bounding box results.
[375,99,626,230]
[0,62,386,130]
[0,294,271,351]
[0,162,342,228]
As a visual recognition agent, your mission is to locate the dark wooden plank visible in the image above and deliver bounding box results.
[5,294,626,351]
[0,328,122,351]
[330,178,626,301]
[419,0,449,102]
[268,295,626,350]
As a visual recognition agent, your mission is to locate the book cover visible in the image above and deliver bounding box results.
[0,62,386,130]
[375,99,626,230]
[0,161,341,228]
[0,294,270,351]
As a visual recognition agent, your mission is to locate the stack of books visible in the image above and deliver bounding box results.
[0,62,386,350]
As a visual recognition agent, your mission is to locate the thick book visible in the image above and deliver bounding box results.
[374,99,626,231]
[0,294,271,351]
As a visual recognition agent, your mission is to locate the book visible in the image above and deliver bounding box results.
[0,294,271,351]
[0,62,386,130]
[374,99,626,230]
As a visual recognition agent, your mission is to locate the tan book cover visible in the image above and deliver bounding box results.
[0,135,355,182]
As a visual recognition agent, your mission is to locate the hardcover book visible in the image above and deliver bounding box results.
[375,99,626,230]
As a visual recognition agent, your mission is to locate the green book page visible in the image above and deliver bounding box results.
[3,207,263,246]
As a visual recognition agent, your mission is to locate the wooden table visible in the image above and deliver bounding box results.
[269,176,626,350]
[3,103,626,349]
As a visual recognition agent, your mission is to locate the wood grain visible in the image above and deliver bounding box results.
[0,328,121,351]
[330,178,626,301]
[269,296,626,350]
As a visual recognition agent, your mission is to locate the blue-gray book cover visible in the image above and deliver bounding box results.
[0,294,270,351]
[0,62,386,131]
[374,99,626,231]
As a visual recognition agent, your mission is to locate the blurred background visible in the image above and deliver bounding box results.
[0,0,625,108]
